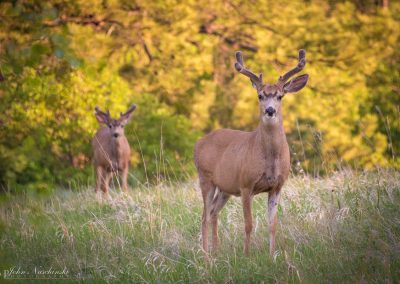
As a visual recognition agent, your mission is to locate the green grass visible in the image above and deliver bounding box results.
[0,170,399,283]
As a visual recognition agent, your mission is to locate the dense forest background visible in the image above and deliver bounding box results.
[0,0,398,191]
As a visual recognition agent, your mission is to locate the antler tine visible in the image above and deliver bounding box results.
[95,106,104,114]
[120,104,137,118]
[279,49,306,83]
[234,51,263,88]
[95,106,110,117]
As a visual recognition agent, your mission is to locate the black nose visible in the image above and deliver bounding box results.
[265,107,276,116]
[113,133,119,138]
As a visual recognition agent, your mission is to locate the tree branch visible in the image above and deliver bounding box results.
[43,15,124,28]
[199,23,258,52]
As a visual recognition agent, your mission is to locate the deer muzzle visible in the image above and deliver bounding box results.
[265,107,276,117]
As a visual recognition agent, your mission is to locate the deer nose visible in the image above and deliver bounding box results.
[113,133,119,138]
[265,107,276,117]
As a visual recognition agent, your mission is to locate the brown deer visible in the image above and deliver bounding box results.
[194,50,309,256]
[92,105,136,195]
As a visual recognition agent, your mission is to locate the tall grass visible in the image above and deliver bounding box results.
[0,170,399,283]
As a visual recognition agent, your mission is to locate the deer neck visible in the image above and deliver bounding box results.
[255,115,287,182]
[257,115,286,158]
[111,137,123,162]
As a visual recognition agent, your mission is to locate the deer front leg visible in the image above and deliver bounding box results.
[95,167,104,194]
[268,190,281,257]
[102,172,112,197]
[241,190,253,256]
[121,167,129,192]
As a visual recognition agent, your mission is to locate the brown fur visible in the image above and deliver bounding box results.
[92,105,136,195]
[194,50,309,256]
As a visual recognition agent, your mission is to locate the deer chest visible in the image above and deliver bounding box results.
[105,161,123,172]
[253,171,284,194]
[105,151,129,173]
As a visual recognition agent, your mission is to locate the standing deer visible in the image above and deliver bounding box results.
[194,50,309,256]
[92,105,136,195]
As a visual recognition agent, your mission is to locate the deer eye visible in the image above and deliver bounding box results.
[277,95,283,101]
[258,94,264,100]
[108,124,112,128]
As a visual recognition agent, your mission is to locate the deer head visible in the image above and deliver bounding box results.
[235,50,309,125]
[95,105,136,139]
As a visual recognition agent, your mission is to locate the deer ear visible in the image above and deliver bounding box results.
[283,74,309,93]
[96,113,108,124]
[95,113,108,125]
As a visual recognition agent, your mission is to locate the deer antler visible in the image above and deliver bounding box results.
[95,106,110,117]
[120,105,136,118]
[119,104,137,122]
[235,51,263,89]
[278,49,306,84]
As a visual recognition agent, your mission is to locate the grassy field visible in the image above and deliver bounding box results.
[0,170,399,283]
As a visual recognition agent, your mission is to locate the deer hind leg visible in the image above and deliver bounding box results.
[210,191,230,252]
[241,189,253,256]
[200,179,216,254]
[268,190,281,257]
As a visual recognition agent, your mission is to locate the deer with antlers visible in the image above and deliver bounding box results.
[194,50,309,256]
[92,105,136,195]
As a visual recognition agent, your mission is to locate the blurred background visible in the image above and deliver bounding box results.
[0,0,398,192]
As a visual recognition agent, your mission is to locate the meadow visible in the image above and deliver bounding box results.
[1,169,399,283]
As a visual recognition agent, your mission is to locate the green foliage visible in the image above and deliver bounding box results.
[367,39,400,168]
[0,0,399,189]
[0,64,198,189]
[127,93,200,184]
